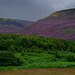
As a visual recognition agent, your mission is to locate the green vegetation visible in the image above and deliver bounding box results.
[58,28,69,32]
[0,33,75,70]
[65,31,74,34]
[58,28,75,34]
[0,51,23,66]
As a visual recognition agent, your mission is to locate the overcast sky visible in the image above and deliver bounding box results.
[0,0,75,21]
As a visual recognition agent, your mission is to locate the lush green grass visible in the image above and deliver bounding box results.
[0,62,75,71]
[0,51,75,71]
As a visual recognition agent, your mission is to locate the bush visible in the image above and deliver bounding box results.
[0,51,23,66]
[66,53,75,62]
[55,51,61,58]
[21,50,25,56]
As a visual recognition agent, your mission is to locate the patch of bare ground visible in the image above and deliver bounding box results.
[0,68,75,75]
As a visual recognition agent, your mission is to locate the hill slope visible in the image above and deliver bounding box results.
[0,18,33,33]
[20,8,75,40]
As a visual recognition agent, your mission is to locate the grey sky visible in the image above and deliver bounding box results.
[0,0,75,21]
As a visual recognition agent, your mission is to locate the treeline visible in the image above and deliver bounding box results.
[0,33,75,52]
[0,33,75,66]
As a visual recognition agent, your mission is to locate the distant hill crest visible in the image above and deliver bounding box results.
[0,18,33,33]
[20,8,75,40]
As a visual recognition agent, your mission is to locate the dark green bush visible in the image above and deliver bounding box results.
[66,53,75,62]
[55,51,61,58]
[0,51,23,66]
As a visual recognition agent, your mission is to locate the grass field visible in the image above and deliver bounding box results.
[0,68,75,75]
[0,51,75,71]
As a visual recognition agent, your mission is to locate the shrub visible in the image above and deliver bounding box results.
[66,53,75,62]
[8,45,16,53]
[0,51,23,66]
[54,51,61,58]
[21,50,25,56]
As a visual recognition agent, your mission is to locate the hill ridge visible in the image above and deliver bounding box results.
[0,18,33,33]
[20,8,75,40]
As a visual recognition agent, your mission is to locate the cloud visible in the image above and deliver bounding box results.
[0,0,75,21]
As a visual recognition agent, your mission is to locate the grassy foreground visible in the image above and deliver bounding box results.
[0,52,75,71]
[0,62,75,71]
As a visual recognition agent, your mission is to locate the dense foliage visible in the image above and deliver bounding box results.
[0,33,75,52]
[0,51,23,66]
[0,33,75,67]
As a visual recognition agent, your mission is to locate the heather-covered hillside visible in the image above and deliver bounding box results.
[20,8,75,40]
[0,18,33,33]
